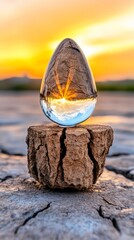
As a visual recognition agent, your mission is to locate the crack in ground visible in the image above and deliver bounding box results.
[108,153,130,157]
[106,165,134,181]
[14,202,51,234]
[0,148,25,156]
[97,206,121,233]
[102,197,119,207]
[0,175,13,182]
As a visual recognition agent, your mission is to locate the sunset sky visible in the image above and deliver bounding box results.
[0,0,134,81]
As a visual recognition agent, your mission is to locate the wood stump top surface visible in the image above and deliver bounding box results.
[29,123,112,131]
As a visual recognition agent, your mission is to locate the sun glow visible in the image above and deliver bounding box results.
[49,11,134,59]
[60,97,66,103]
[0,0,134,80]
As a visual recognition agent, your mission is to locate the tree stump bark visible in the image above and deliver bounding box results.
[26,124,113,190]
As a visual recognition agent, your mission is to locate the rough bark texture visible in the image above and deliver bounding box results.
[26,124,113,190]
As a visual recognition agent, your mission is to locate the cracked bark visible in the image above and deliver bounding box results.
[26,132,38,181]
[26,124,113,190]
[88,144,99,184]
[55,128,66,184]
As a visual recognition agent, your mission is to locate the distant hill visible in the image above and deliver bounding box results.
[96,79,134,91]
[0,77,134,91]
[0,76,41,90]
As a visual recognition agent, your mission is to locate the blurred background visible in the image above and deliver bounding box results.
[0,0,134,156]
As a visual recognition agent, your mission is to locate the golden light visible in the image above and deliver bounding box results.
[52,61,76,100]
[0,0,134,80]
[48,10,134,63]
[60,98,66,103]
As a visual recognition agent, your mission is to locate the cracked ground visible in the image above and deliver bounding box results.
[0,92,134,240]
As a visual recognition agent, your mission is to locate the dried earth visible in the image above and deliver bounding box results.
[0,92,134,239]
[0,154,134,240]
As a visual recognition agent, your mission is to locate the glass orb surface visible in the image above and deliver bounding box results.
[40,38,97,127]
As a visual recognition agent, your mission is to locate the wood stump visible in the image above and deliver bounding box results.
[26,124,113,190]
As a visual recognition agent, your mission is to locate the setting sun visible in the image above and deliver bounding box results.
[0,0,134,81]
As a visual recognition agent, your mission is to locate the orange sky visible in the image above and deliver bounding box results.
[0,0,134,81]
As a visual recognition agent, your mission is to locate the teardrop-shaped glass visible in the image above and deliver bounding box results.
[40,38,97,127]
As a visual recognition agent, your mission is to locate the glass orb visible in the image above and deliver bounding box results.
[40,38,97,127]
